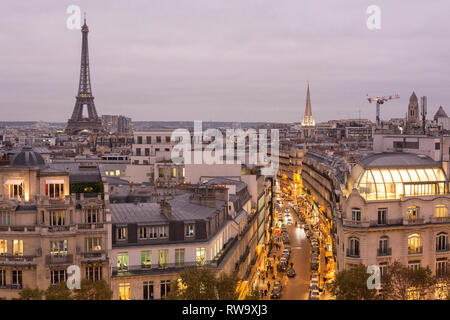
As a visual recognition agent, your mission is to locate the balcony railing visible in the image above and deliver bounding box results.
[112,261,213,276]
[377,248,392,256]
[403,218,425,225]
[45,254,73,265]
[369,219,403,227]
[408,247,423,255]
[346,249,360,258]
[48,225,71,232]
[436,244,450,252]
[0,254,36,265]
[432,217,450,223]
[0,284,23,290]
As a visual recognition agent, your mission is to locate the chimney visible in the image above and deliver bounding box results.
[160,199,172,220]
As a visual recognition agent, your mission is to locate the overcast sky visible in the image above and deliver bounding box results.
[1,0,450,123]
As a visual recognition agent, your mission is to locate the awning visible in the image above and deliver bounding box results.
[4,179,23,185]
[45,179,64,184]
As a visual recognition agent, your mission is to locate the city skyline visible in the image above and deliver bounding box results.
[1,0,450,123]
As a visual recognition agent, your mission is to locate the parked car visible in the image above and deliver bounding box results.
[282,249,290,257]
[283,237,290,244]
[271,288,281,299]
[287,268,296,277]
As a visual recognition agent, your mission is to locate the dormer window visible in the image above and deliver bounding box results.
[407,206,419,221]
[185,224,195,237]
[351,208,361,221]
[117,227,127,241]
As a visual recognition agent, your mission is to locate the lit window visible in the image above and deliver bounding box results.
[116,170,120,176]
[141,251,152,268]
[158,249,168,268]
[171,168,177,178]
[117,227,127,240]
[435,205,448,218]
[7,182,23,199]
[13,240,23,256]
[407,207,419,221]
[50,240,67,255]
[49,210,65,226]
[185,224,195,237]
[0,240,7,255]
[196,247,206,266]
[45,182,64,199]
[86,238,102,252]
[408,234,422,254]
[117,253,128,271]
[119,283,130,300]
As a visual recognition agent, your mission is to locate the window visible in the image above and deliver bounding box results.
[13,240,23,256]
[171,168,177,178]
[0,211,10,225]
[139,226,160,239]
[86,238,102,252]
[156,136,162,143]
[175,249,185,267]
[407,206,419,221]
[137,136,142,144]
[45,183,64,199]
[119,283,130,300]
[408,260,421,271]
[139,227,147,240]
[378,236,389,255]
[143,281,154,300]
[50,240,67,256]
[49,210,65,226]
[146,136,151,144]
[51,269,66,285]
[85,208,99,223]
[160,280,170,299]
[377,208,387,225]
[136,148,141,156]
[117,253,128,271]
[435,142,441,150]
[0,269,5,286]
[86,265,103,281]
[351,208,361,221]
[159,168,164,178]
[141,251,152,268]
[165,148,170,152]
[117,227,127,240]
[436,233,449,252]
[435,205,448,218]
[158,225,168,238]
[12,270,22,288]
[348,238,360,257]
[165,136,170,143]
[196,248,206,266]
[185,224,195,237]
[8,182,23,199]
[379,262,388,281]
[158,249,168,268]
[182,168,185,177]
[408,234,423,254]
[0,240,7,255]
[145,148,150,156]
[436,259,448,278]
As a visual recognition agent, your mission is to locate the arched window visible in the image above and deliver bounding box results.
[436,233,449,252]
[408,233,422,254]
[348,238,360,257]
[378,236,390,255]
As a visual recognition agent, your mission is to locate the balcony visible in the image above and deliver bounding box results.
[111,262,210,277]
[346,249,360,259]
[80,251,107,263]
[432,217,450,223]
[436,245,450,253]
[0,254,36,266]
[77,223,105,230]
[408,247,423,255]
[45,254,73,265]
[0,284,23,290]
[403,218,425,225]
[369,219,403,227]
[48,225,71,232]
[377,248,392,257]
[0,225,37,232]
[342,219,369,227]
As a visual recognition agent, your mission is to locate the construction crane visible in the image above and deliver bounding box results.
[366,93,400,127]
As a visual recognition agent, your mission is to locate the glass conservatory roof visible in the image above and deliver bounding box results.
[355,167,447,200]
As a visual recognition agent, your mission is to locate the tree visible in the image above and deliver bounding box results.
[18,287,44,300]
[167,267,239,300]
[73,280,113,300]
[45,282,73,300]
[380,261,436,300]
[327,263,377,300]
[216,272,239,300]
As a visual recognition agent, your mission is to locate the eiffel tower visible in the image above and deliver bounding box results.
[65,16,103,135]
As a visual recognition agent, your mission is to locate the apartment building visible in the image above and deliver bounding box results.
[337,152,450,297]
[0,147,110,299]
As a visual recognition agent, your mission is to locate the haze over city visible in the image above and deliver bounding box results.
[1,0,450,123]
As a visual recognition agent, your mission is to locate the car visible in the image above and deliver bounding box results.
[273,281,282,291]
[283,237,290,244]
[282,249,290,256]
[271,288,281,299]
[287,268,296,277]
[310,278,319,288]
[282,254,289,262]
[284,245,291,253]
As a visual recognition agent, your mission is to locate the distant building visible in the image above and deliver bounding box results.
[301,84,316,139]
[407,92,420,125]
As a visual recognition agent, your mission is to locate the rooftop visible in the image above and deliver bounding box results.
[360,152,440,169]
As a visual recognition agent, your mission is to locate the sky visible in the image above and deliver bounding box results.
[1,0,450,123]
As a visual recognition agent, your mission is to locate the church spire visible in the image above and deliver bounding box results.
[301,83,315,127]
